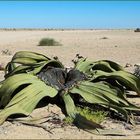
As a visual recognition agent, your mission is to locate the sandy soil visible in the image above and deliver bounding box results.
[0,29,140,139]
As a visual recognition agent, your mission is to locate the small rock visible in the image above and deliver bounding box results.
[100,37,108,39]
[0,63,5,70]
[134,64,140,67]
[4,131,7,134]
[59,114,65,121]
[125,63,133,68]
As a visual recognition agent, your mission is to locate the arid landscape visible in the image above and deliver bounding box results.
[0,29,140,139]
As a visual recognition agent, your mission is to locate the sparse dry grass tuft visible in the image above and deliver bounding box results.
[38,38,61,46]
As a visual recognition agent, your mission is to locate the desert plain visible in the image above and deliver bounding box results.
[0,29,140,139]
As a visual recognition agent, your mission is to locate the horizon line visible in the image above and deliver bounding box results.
[0,28,138,30]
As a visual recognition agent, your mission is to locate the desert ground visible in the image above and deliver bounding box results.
[0,29,140,139]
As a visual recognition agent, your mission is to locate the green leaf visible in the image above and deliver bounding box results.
[5,65,34,78]
[61,92,104,133]
[75,58,124,74]
[12,57,38,65]
[62,92,77,118]
[79,81,129,106]
[91,70,140,95]
[74,58,94,74]
[0,74,40,107]
[5,60,64,78]
[12,51,50,61]
[0,80,58,125]
[70,86,108,104]
[5,51,50,75]
[5,61,47,78]
[91,60,124,72]
[5,62,16,74]
[5,51,63,76]
[70,81,140,120]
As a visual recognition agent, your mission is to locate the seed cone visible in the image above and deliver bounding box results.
[37,67,87,90]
